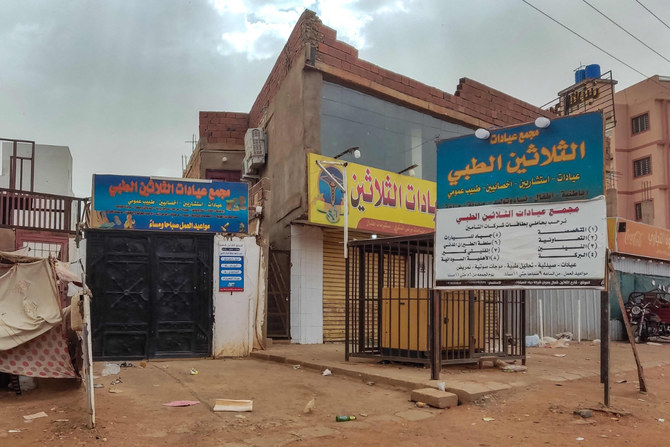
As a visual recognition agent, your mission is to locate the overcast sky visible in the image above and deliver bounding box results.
[2,0,669,196]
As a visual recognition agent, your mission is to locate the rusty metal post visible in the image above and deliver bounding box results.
[600,290,610,406]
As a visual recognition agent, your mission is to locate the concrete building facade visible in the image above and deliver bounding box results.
[185,10,553,343]
[613,75,670,229]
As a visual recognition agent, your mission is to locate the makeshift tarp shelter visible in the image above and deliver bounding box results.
[0,251,79,379]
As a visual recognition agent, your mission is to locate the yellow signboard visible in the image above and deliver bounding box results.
[307,154,436,236]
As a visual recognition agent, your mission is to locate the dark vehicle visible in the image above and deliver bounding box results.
[625,289,670,342]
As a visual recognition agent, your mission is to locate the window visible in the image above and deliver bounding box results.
[320,82,472,181]
[633,156,651,177]
[632,113,649,134]
[635,202,643,221]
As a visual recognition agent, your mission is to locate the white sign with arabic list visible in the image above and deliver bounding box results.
[435,196,607,289]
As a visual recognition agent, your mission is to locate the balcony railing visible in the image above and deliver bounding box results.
[0,188,89,234]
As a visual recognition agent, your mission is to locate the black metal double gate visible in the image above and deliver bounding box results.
[87,230,213,360]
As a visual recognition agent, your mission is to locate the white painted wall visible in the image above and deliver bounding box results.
[290,224,323,344]
[212,234,262,357]
[0,142,73,196]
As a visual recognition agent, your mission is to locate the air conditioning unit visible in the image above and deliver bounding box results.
[243,128,266,178]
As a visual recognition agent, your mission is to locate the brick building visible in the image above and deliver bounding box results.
[184,10,552,344]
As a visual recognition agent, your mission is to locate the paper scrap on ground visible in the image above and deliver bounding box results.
[163,400,200,407]
[23,412,48,421]
[213,399,253,412]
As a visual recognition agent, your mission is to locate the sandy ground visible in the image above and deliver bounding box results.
[2,346,670,447]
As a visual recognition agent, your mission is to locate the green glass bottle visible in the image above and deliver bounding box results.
[335,415,356,422]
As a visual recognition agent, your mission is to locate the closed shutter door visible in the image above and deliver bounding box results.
[322,228,371,342]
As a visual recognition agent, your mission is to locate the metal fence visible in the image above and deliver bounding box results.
[345,234,526,368]
[0,188,88,233]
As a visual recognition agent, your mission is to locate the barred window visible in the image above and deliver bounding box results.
[633,156,651,178]
[632,113,649,134]
[635,202,643,221]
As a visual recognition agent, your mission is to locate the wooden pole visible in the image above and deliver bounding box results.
[608,260,647,393]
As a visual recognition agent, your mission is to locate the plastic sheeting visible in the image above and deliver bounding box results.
[0,259,62,350]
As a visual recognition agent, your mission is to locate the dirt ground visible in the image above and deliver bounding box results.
[2,348,670,447]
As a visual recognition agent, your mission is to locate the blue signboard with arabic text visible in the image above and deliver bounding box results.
[92,175,249,233]
[436,112,604,208]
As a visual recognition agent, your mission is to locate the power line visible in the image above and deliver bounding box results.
[635,0,670,31]
[582,0,670,64]
[521,0,649,79]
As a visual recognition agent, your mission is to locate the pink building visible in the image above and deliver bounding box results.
[613,75,670,229]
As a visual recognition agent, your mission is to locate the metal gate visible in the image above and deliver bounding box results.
[87,230,213,360]
[267,249,290,339]
[345,234,525,367]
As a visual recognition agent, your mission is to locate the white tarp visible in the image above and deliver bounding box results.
[435,196,607,289]
[0,259,62,350]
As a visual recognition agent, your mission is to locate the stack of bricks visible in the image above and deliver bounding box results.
[199,111,249,148]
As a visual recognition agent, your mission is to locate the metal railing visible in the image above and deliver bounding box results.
[346,234,526,368]
[0,188,88,234]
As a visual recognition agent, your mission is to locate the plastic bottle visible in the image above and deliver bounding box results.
[335,415,356,422]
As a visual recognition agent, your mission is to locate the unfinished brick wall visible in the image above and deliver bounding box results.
[220,9,554,143]
[248,11,320,128]
[199,111,249,147]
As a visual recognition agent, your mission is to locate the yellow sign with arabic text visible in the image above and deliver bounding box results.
[307,154,436,236]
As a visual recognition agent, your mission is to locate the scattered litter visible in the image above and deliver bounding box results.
[539,336,557,348]
[366,381,375,386]
[555,384,563,387]
[53,419,69,423]
[574,409,593,419]
[501,364,527,372]
[482,417,495,422]
[659,418,665,423]
[8,429,21,433]
[576,437,584,441]
[359,413,368,417]
[616,379,627,384]
[292,365,301,370]
[555,331,573,341]
[213,399,253,412]
[303,398,316,414]
[190,368,198,375]
[592,339,601,345]
[108,388,123,394]
[93,384,104,389]
[23,411,48,421]
[415,402,427,408]
[235,414,246,419]
[335,415,356,422]
[322,369,332,376]
[553,354,566,358]
[119,361,134,367]
[552,338,570,349]
[647,342,662,346]
[437,381,446,392]
[639,398,646,402]
[110,377,122,385]
[163,400,200,407]
[139,361,147,368]
[525,334,540,347]
[101,363,120,376]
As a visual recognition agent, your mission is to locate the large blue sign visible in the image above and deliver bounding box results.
[436,112,604,208]
[92,175,249,233]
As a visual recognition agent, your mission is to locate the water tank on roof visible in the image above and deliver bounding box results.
[574,68,586,84]
[585,64,601,79]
